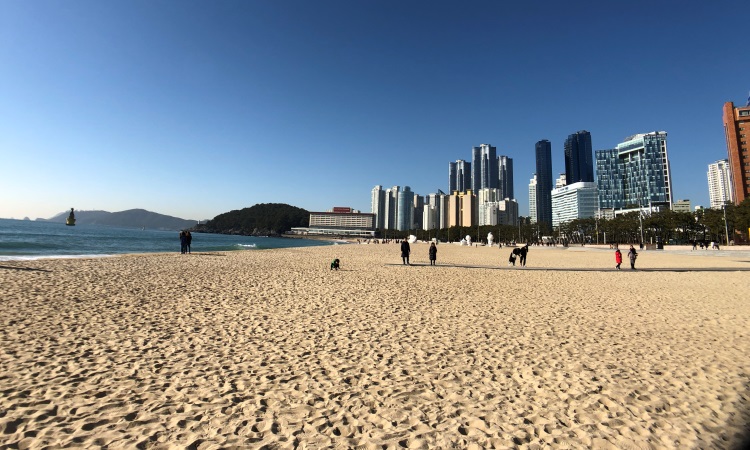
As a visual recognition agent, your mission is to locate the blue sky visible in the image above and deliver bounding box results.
[2,0,748,220]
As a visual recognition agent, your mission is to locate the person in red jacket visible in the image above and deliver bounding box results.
[615,248,622,270]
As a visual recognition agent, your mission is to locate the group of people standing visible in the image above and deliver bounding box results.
[614,245,638,270]
[400,240,530,268]
[399,240,438,265]
[179,230,192,254]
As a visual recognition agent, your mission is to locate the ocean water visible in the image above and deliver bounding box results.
[0,219,333,261]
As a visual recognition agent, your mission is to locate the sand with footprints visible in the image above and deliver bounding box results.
[1,243,749,449]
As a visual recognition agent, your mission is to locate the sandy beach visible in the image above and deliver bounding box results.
[1,243,749,449]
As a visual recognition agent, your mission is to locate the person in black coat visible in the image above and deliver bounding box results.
[428,242,437,266]
[519,244,528,267]
[401,239,411,265]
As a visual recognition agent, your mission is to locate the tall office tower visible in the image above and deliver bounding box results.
[397,186,415,231]
[564,130,594,184]
[384,186,400,230]
[471,144,498,192]
[555,173,567,189]
[595,132,673,210]
[535,140,553,229]
[371,185,386,230]
[529,174,537,224]
[448,162,456,192]
[722,101,750,203]
[707,159,734,208]
[449,160,472,193]
[498,155,514,200]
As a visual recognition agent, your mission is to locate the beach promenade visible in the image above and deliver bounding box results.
[1,244,749,449]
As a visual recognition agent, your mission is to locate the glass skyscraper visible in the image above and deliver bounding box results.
[535,140,553,229]
[595,132,673,210]
[397,186,415,231]
[449,160,471,193]
[499,155,514,200]
[564,130,594,184]
[472,144,498,192]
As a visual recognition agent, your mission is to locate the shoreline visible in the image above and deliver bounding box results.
[2,245,749,448]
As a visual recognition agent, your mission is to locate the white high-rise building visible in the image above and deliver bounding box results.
[529,174,537,224]
[477,188,503,205]
[477,188,517,226]
[479,200,519,226]
[555,173,567,189]
[371,185,386,230]
[422,192,444,231]
[551,182,598,227]
[707,159,734,209]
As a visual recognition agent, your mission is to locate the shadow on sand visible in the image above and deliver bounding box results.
[0,265,51,273]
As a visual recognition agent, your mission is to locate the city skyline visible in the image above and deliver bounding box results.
[2,1,748,221]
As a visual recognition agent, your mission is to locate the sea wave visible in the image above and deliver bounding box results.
[236,243,257,248]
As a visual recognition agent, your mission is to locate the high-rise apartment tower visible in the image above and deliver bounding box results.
[722,100,750,203]
[707,159,734,209]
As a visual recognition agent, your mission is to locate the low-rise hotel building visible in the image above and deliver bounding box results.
[551,182,598,227]
[291,207,375,237]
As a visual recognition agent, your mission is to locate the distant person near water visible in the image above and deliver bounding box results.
[179,231,187,254]
[615,248,622,270]
[519,244,528,267]
[186,231,192,254]
[401,239,411,265]
[628,245,638,270]
[428,242,437,265]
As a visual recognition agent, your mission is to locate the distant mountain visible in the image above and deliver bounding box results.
[191,203,308,236]
[45,209,199,230]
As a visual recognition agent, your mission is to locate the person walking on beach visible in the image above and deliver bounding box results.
[428,242,437,266]
[401,239,411,265]
[615,248,622,270]
[186,231,192,254]
[627,245,638,270]
[519,244,529,267]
